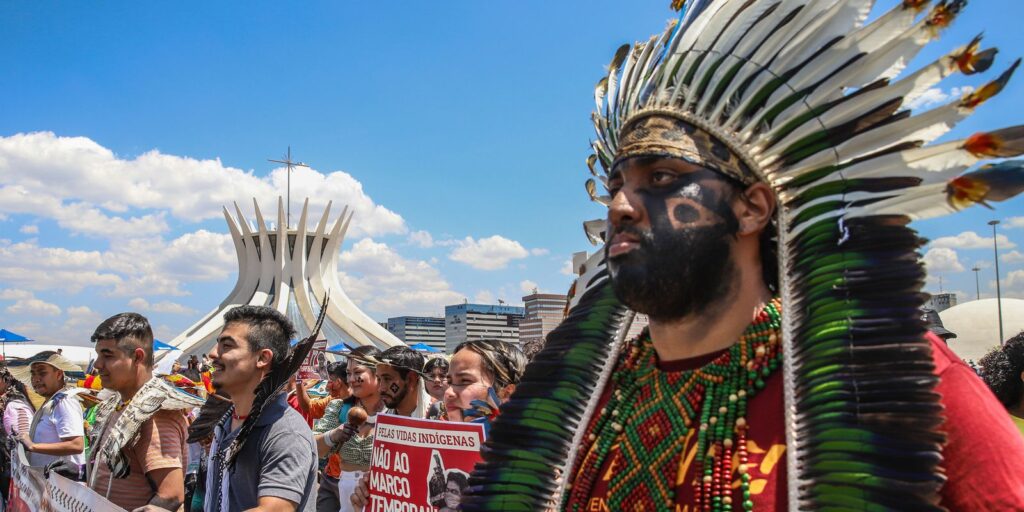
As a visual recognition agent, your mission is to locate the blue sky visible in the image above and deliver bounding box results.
[1,1,1023,345]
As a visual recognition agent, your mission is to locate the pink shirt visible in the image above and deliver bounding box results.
[3,400,33,435]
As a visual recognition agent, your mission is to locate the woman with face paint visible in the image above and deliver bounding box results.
[349,340,526,510]
[315,346,383,512]
[443,339,527,427]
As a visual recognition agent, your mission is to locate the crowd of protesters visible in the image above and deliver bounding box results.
[0,305,528,512]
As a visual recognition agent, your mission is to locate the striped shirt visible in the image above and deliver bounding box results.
[3,400,33,435]
[90,408,188,510]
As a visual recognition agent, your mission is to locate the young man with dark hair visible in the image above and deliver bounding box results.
[205,305,318,512]
[376,346,427,418]
[87,312,202,511]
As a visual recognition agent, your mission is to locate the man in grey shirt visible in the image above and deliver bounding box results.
[204,306,318,511]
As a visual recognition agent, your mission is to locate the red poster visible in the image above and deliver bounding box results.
[298,339,328,380]
[366,414,485,512]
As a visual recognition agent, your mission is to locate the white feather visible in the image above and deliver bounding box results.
[685,0,780,110]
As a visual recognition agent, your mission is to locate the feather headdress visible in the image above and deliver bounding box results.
[466,1,1024,510]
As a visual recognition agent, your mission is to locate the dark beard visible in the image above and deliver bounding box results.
[383,383,409,409]
[608,220,736,321]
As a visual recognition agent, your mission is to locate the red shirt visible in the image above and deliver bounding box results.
[286,393,314,427]
[576,333,1024,510]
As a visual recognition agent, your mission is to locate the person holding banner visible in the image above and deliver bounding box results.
[16,352,86,471]
[86,312,203,512]
[349,339,527,510]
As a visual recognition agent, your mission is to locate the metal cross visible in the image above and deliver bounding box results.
[269,146,310,228]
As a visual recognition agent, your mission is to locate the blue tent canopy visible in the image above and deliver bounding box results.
[327,342,353,353]
[0,329,32,342]
[153,339,178,351]
[409,342,441,353]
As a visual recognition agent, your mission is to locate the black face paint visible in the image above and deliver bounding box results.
[383,379,409,408]
[607,166,740,321]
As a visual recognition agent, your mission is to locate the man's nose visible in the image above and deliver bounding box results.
[608,187,641,228]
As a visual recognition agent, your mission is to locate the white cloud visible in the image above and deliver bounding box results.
[338,238,463,317]
[906,86,976,111]
[0,289,33,300]
[0,230,234,297]
[449,235,530,270]
[128,298,198,315]
[922,247,965,273]
[520,280,539,294]
[0,132,406,239]
[19,224,38,234]
[530,248,550,256]
[931,231,1016,250]
[407,230,434,248]
[560,259,575,276]
[1001,270,1024,299]
[6,296,61,317]
[1007,217,1024,230]
[473,290,496,304]
[52,306,104,345]
[1003,250,1024,264]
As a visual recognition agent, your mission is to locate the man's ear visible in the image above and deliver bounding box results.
[256,348,275,370]
[735,181,775,237]
[134,347,148,366]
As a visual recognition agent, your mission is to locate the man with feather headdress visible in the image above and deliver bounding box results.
[204,305,318,512]
[466,1,1024,510]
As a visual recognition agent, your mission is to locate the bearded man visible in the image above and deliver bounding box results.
[375,346,428,418]
[467,1,1024,510]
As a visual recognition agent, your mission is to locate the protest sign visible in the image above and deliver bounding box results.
[365,414,485,512]
[298,338,328,380]
[7,444,124,512]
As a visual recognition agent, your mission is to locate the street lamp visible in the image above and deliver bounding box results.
[989,220,1004,344]
[972,266,981,300]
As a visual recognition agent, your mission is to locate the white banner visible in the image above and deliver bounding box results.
[7,444,124,512]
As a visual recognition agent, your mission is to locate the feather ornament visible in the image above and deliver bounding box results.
[464,274,631,510]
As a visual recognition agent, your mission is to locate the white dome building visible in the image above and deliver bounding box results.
[939,298,1024,364]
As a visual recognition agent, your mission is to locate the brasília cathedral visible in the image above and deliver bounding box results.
[168,197,402,359]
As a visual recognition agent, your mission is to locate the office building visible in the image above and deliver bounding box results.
[387,316,446,351]
[925,293,958,313]
[519,293,568,345]
[445,303,526,353]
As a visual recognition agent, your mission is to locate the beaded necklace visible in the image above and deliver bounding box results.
[565,298,782,511]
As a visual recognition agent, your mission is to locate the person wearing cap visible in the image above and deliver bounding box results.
[16,352,86,471]
[923,308,958,343]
